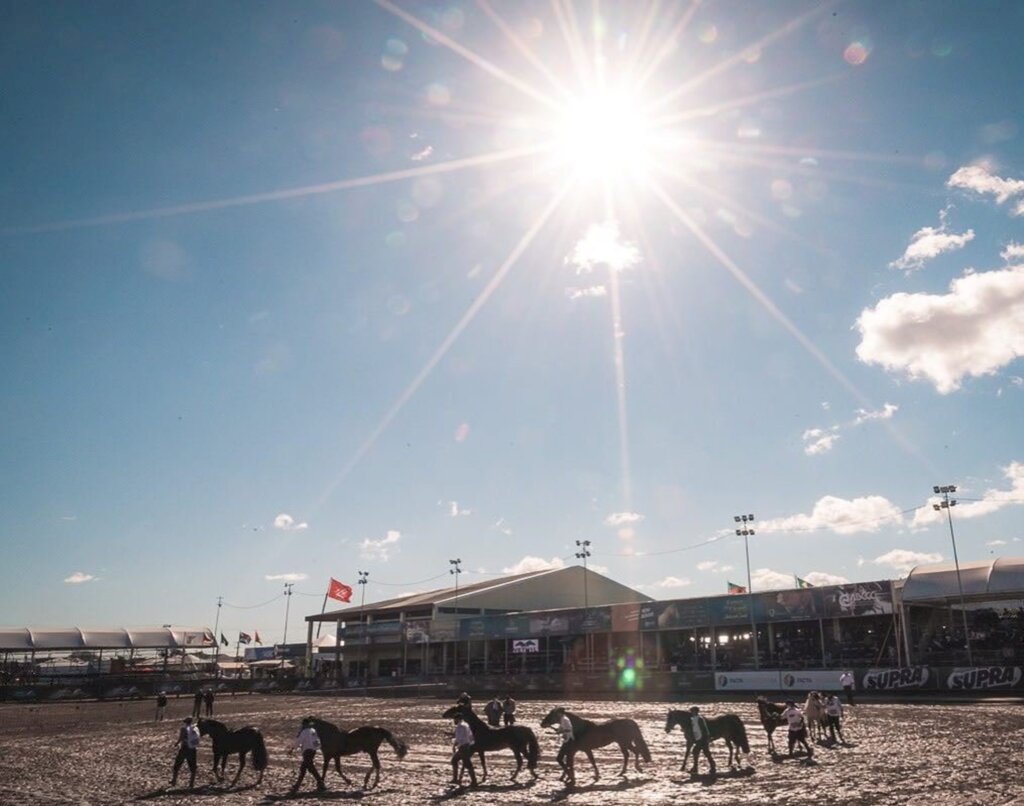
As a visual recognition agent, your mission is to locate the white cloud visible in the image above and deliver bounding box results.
[566,285,608,300]
[64,571,96,584]
[802,427,840,456]
[889,219,974,272]
[751,568,794,590]
[856,264,1024,394]
[265,572,308,582]
[987,539,1008,547]
[274,513,308,531]
[566,221,642,274]
[874,549,943,573]
[359,530,401,561]
[604,512,644,527]
[911,462,1024,527]
[1002,242,1024,262]
[502,555,565,574]
[760,495,904,535]
[853,403,899,425]
[445,501,471,518]
[697,560,734,573]
[804,571,850,586]
[947,163,1024,208]
[492,518,513,535]
[649,576,692,589]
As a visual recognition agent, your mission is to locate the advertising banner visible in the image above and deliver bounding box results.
[713,670,782,691]
[649,599,711,630]
[459,618,488,640]
[611,603,641,633]
[404,620,431,644]
[528,614,569,635]
[502,615,531,638]
[861,666,934,691]
[821,581,894,617]
[568,607,611,634]
[944,666,1023,691]
[756,590,818,622]
[779,670,842,691]
[511,639,540,654]
[708,596,752,625]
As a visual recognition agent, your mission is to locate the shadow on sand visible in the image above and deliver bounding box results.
[429,779,536,802]
[546,776,653,803]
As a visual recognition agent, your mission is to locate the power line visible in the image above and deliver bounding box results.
[222,594,284,610]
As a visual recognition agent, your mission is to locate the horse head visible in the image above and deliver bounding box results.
[197,718,225,738]
[441,703,467,720]
[539,707,564,728]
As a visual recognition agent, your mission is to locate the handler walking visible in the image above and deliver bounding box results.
[687,706,716,776]
[839,670,856,705]
[155,691,168,721]
[554,709,575,782]
[825,694,846,744]
[170,717,201,789]
[450,713,478,786]
[289,717,326,795]
[502,694,517,726]
[782,701,814,760]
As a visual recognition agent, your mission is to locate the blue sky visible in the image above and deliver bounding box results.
[2,1,1023,644]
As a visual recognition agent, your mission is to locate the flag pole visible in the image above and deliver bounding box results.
[315,587,329,639]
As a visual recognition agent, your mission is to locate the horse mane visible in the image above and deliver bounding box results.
[310,717,343,739]
[198,718,228,737]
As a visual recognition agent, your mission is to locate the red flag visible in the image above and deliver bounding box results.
[327,577,353,603]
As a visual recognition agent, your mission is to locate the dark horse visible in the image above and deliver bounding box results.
[755,696,786,754]
[664,710,750,770]
[441,703,540,782]
[539,707,651,787]
[197,718,268,786]
[310,717,408,790]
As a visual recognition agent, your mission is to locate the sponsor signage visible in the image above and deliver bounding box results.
[645,599,710,630]
[404,621,431,644]
[611,603,641,633]
[862,666,932,690]
[511,639,540,654]
[779,670,842,691]
[243,646,276,661]
[756,590,818,622]
[528,615,569,635]
[713,670,782,691]
[945,666,1023,691]
[568,607,612,634]
[708,596,752,625]
[822,581,893,617]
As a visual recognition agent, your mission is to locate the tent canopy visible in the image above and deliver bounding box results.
[0,627,215,651]
[900,557,1024,603]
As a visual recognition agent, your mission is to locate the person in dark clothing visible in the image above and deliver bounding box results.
[171,717,200,789]
[456,691,472,707]
[484,696,503,726]
[192,690,203,719]
[502,695,517,726]
[203,689,215,717]
[290,717,326,795]
[155,691,168,721]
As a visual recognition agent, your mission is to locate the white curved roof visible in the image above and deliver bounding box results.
[900,557,1024,602]
[0,627,214,651]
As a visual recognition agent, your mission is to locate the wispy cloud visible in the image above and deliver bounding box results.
[751,568,794,590]
[874,549,943,574]
[566,285,608,300]
[502,556,565,574]
[492,518,513,536]
[648,576,691,589]
[444,501,471,517]
[360,530,401,561]
[265,572,308,582]
[804,571,850,586]
[760,495,904,535]
[64,571,96,584]
[697,560,734,573]
[274,513,308,531]
[604,512,644,527]
[1001,242,1024,262]
[911,462,1024,527]
[987,539,1008,547]
[857,264,1024,393]
[889,212,974,272]
[802,427,840,456]
[947,163,1024,213]
[566,221,642,274]
[853,403,899,425]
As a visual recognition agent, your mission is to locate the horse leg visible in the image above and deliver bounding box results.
[230,753,245,787]
[477,750,488,783]
[681,739,693,772]
[363,750,380,789]
[510,748,523,781]
[586,749,599,782]
[725,740,734,768]
[619,743,630,777]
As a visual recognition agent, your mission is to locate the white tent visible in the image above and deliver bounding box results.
[0,626,215,651]
[900,557,1024,603]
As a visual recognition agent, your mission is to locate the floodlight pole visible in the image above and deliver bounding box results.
[212,596,223,678]
[734,514,760,670]
[450,559,462,675]
[575,540,592,663]
[282,583,294,644]
[933,485,973,667]
[358,571,369,685]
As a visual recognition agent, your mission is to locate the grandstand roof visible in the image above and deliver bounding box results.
[0,627,215,651]
[899,557,1024,603]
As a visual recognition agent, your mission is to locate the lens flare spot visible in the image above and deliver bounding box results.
[396,200,419,223]
[382,37,408,71]
[426,82,451,106]
[454,422,471,442]
[698,23,718,44]
[360,126,393,157]
[441,7,465,32]
[844,41,870,66]
[771,179,793,200]
[931,38,953,57]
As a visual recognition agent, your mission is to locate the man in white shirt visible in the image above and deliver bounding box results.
[290,717,326,795]
[825,695,845,744]
[781,701,813,759]
[450,714,478,786]
[170,717,201,789]
[839,670,855,705]
[687,706,716,776]
[502,695,517,726]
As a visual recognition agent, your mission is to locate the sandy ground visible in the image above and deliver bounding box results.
[0,693,1022,805]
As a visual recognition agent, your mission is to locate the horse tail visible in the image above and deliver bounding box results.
[734,719,750,755]
[252,731,268,771]
[632,724,652,763]
[524,729,540,769]
[381,729,409,760]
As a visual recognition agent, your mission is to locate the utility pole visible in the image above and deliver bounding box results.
[933,485,973,666]
[734,514,760,670]
[575,540,592,664]
[358,571,369,682]
[450,559,462,675]
[282,583,294,644]
[212,596,223,679]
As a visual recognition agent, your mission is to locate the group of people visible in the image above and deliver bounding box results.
[483,693,517,726]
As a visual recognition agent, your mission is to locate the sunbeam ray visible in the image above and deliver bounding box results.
[2,144,549,236]
[312,180,573,511]
[633,0,702,91]
[375,0,561,111]
[552,0,595,92]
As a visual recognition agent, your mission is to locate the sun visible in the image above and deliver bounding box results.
[552,89,659,183]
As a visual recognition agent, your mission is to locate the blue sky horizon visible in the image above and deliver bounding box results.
[2,1,1023,645]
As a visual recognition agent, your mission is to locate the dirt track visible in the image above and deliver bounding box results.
[0,693,1021,805]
